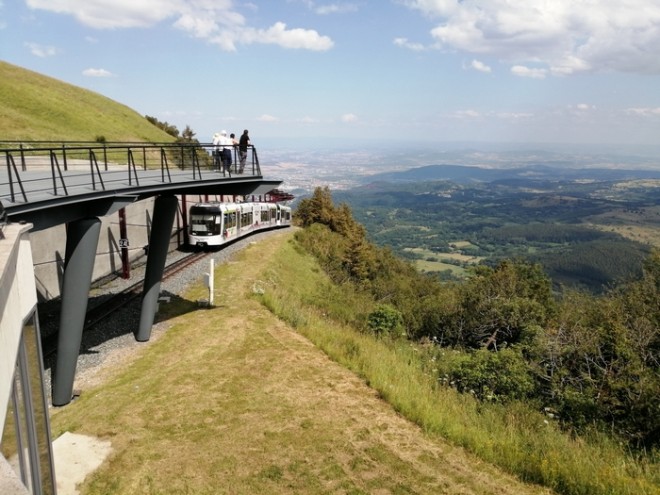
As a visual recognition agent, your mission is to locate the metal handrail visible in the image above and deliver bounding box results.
[89,150,106,191]
[49,151,68,196]
[4,152,27,202]
[127,149,140,186]
[0,142,262,206]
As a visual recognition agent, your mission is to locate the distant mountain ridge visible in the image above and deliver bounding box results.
[362,164,660,185]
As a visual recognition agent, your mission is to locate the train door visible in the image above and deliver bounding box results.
[268,204,277,226]
[280,206,291,226]
[259,204,269,228]
[247,203,257,230]
[223,205,238,239]
[239,203,254,235]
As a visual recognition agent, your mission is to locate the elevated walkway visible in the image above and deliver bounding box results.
[0,141,283,408]
[1,141,280,231]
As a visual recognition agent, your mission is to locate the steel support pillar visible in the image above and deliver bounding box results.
[52,217,101,406]
[135,195,178,342]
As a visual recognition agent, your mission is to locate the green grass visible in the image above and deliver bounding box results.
[257,236,660,495]
[0,61,175,142]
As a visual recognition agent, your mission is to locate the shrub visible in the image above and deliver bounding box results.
[443,347,536,402]
[367,304,404,338]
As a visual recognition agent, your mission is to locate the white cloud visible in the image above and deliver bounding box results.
[315,3,359,15]
[402,0,660,75]
[257,114,279,122]
[174,14,221,39]
[470,59,491,73]
[82,68,115,77]
[511,65,547,79]
[296,0,358,15]
[25,42,57,57]
[453,109,481,119]
[497,112,533,120]
[25,0,334,52]
[239,22,333,51]
[625,107,660,117]
[394,37,425,51]
[341,113,358,122]
[26,0,179,29]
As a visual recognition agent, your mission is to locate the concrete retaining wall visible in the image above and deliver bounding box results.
[0,223,36,435]
[30,195,204,302]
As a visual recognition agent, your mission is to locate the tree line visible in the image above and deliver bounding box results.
[296,186,660,449]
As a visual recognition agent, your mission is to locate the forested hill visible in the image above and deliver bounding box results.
[0,61,174,142]
[363,163,660,184]
[333,172,660,293]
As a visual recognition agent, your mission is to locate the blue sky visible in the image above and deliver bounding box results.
[2,0,660,150]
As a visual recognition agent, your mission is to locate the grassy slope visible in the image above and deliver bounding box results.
[259,232,659,495]
[0,61,174,142]
[50,231,554,495]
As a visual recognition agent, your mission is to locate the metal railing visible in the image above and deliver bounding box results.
[0,141,261,204]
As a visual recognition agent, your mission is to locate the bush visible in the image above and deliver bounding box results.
[367,304,404,338]
[442,347,536,402]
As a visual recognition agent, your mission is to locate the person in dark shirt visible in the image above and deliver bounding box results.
[238,129,250,174]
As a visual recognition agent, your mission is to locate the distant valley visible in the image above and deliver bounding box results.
[299,158,660,293]
[361,163,660,184]
[268,143,660,196]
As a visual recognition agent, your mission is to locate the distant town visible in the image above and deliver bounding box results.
[261,144,660,198]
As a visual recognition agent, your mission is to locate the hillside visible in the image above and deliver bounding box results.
[0,61,174,142]
[49,231,554,495]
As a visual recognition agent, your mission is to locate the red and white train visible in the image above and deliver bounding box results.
[188,202,292,248]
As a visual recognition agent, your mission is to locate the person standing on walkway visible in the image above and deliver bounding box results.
[212,132,222,170]
[238,129,250,174]
[219,130,232,174]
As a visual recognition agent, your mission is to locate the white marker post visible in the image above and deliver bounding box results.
[207,259,215,306]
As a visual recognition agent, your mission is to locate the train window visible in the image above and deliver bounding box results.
[261,210,269,222]
[224,212,237,230]
[190,213,215,232]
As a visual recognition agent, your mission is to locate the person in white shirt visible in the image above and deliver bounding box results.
[211,132,223,170]
[219,130,232,173]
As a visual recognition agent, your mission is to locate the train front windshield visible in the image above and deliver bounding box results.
[190,212,220,235]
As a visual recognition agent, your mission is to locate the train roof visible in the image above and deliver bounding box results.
[190,202,237,212]
[190,202,290,213]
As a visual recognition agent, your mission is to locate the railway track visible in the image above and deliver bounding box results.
[40,250,210,360]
